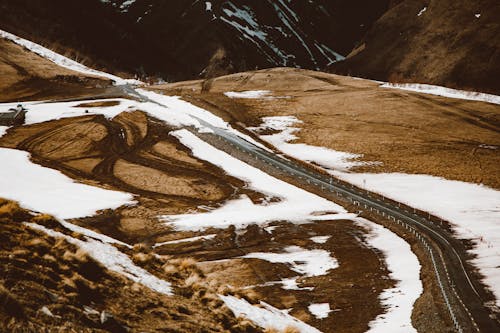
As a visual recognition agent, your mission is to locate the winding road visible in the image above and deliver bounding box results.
[40,84,496,332]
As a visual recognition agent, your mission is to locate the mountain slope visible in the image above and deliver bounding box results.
[0,0,388,81]
[330,0,500,94]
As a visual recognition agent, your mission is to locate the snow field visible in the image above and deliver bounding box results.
[356,218,422,332]
[0,148,134,219]
[337,172,500,307]
[250,111,500,308]
[162,129,349,230]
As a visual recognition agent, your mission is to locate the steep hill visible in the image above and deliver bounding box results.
[1,0,498,92]
[0,0,388,81]
[331,0,500,94]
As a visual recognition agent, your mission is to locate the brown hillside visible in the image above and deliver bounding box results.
[330,0,500,94]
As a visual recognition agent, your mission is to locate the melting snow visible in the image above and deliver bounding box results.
[381,83,500,105]
[224,90,271,99]
[0,29,141,86]
[0,126,9,138]
[356,218,422,332]
[337,172,500,307]
[251,116,372,171]
[417,7,427,16]
[220,295,322,333]
[162,129,352,230]
[241,245,338,277]
[310,235,330,244]
[0,148,134,219]
[308,303,331,319]
[153,234,216,248]
[27,223,172,295]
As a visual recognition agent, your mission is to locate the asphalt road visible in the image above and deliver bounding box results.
[124,85,498,332]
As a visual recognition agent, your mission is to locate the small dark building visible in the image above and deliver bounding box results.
[0,104,26,126]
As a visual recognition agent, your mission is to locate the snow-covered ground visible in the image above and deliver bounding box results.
[356,218,422,332]
[337,172,500,307]
[153,234,216,248]
[162,129,352,230]
[224,90,271,99]
[308,303,332,319]
[381,83,500,105]
[250,112,500,307]
[0,126,9,138]
[0,29,142,86]
[220,295,322,333]
[250,116,373,171]
[0,148,134,219]
[310,235,330,244]
[241,245,338,277]
[27,223,172,295]
[0,99,139,125]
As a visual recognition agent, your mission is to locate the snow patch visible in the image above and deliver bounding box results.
[310,236,330,244]
[251,116,373,171]
[0,29,141,86]
[0,126,9,138]
[308,303,331,319]
[381,83,500,105]
[337,172,500,307]
[0,148,134,219]
[241,245,338,277]
[220,295,322,333]
[162,129,351,231]
[224,90,271,99]
[417,7,427,16]
[153,234,216,248]
[355,218,422,332]
[27,223,172,295]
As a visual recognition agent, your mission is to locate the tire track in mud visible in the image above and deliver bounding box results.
[11,114,239,206]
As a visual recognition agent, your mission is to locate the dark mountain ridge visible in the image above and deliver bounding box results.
[1,0,499,93]
[0,0,388,81]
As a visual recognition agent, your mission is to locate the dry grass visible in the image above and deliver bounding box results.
[0,284,25,319]
[0,198,256,332]
[153,68,500,189]
[264,328,279,333]
[283,326,300,333]
[0,201,24,219]
[75,100,120,108]
[132,252,155,265]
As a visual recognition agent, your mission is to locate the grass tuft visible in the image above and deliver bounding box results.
[0,284,25,319]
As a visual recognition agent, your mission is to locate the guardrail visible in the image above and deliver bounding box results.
[210,130,479,332]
